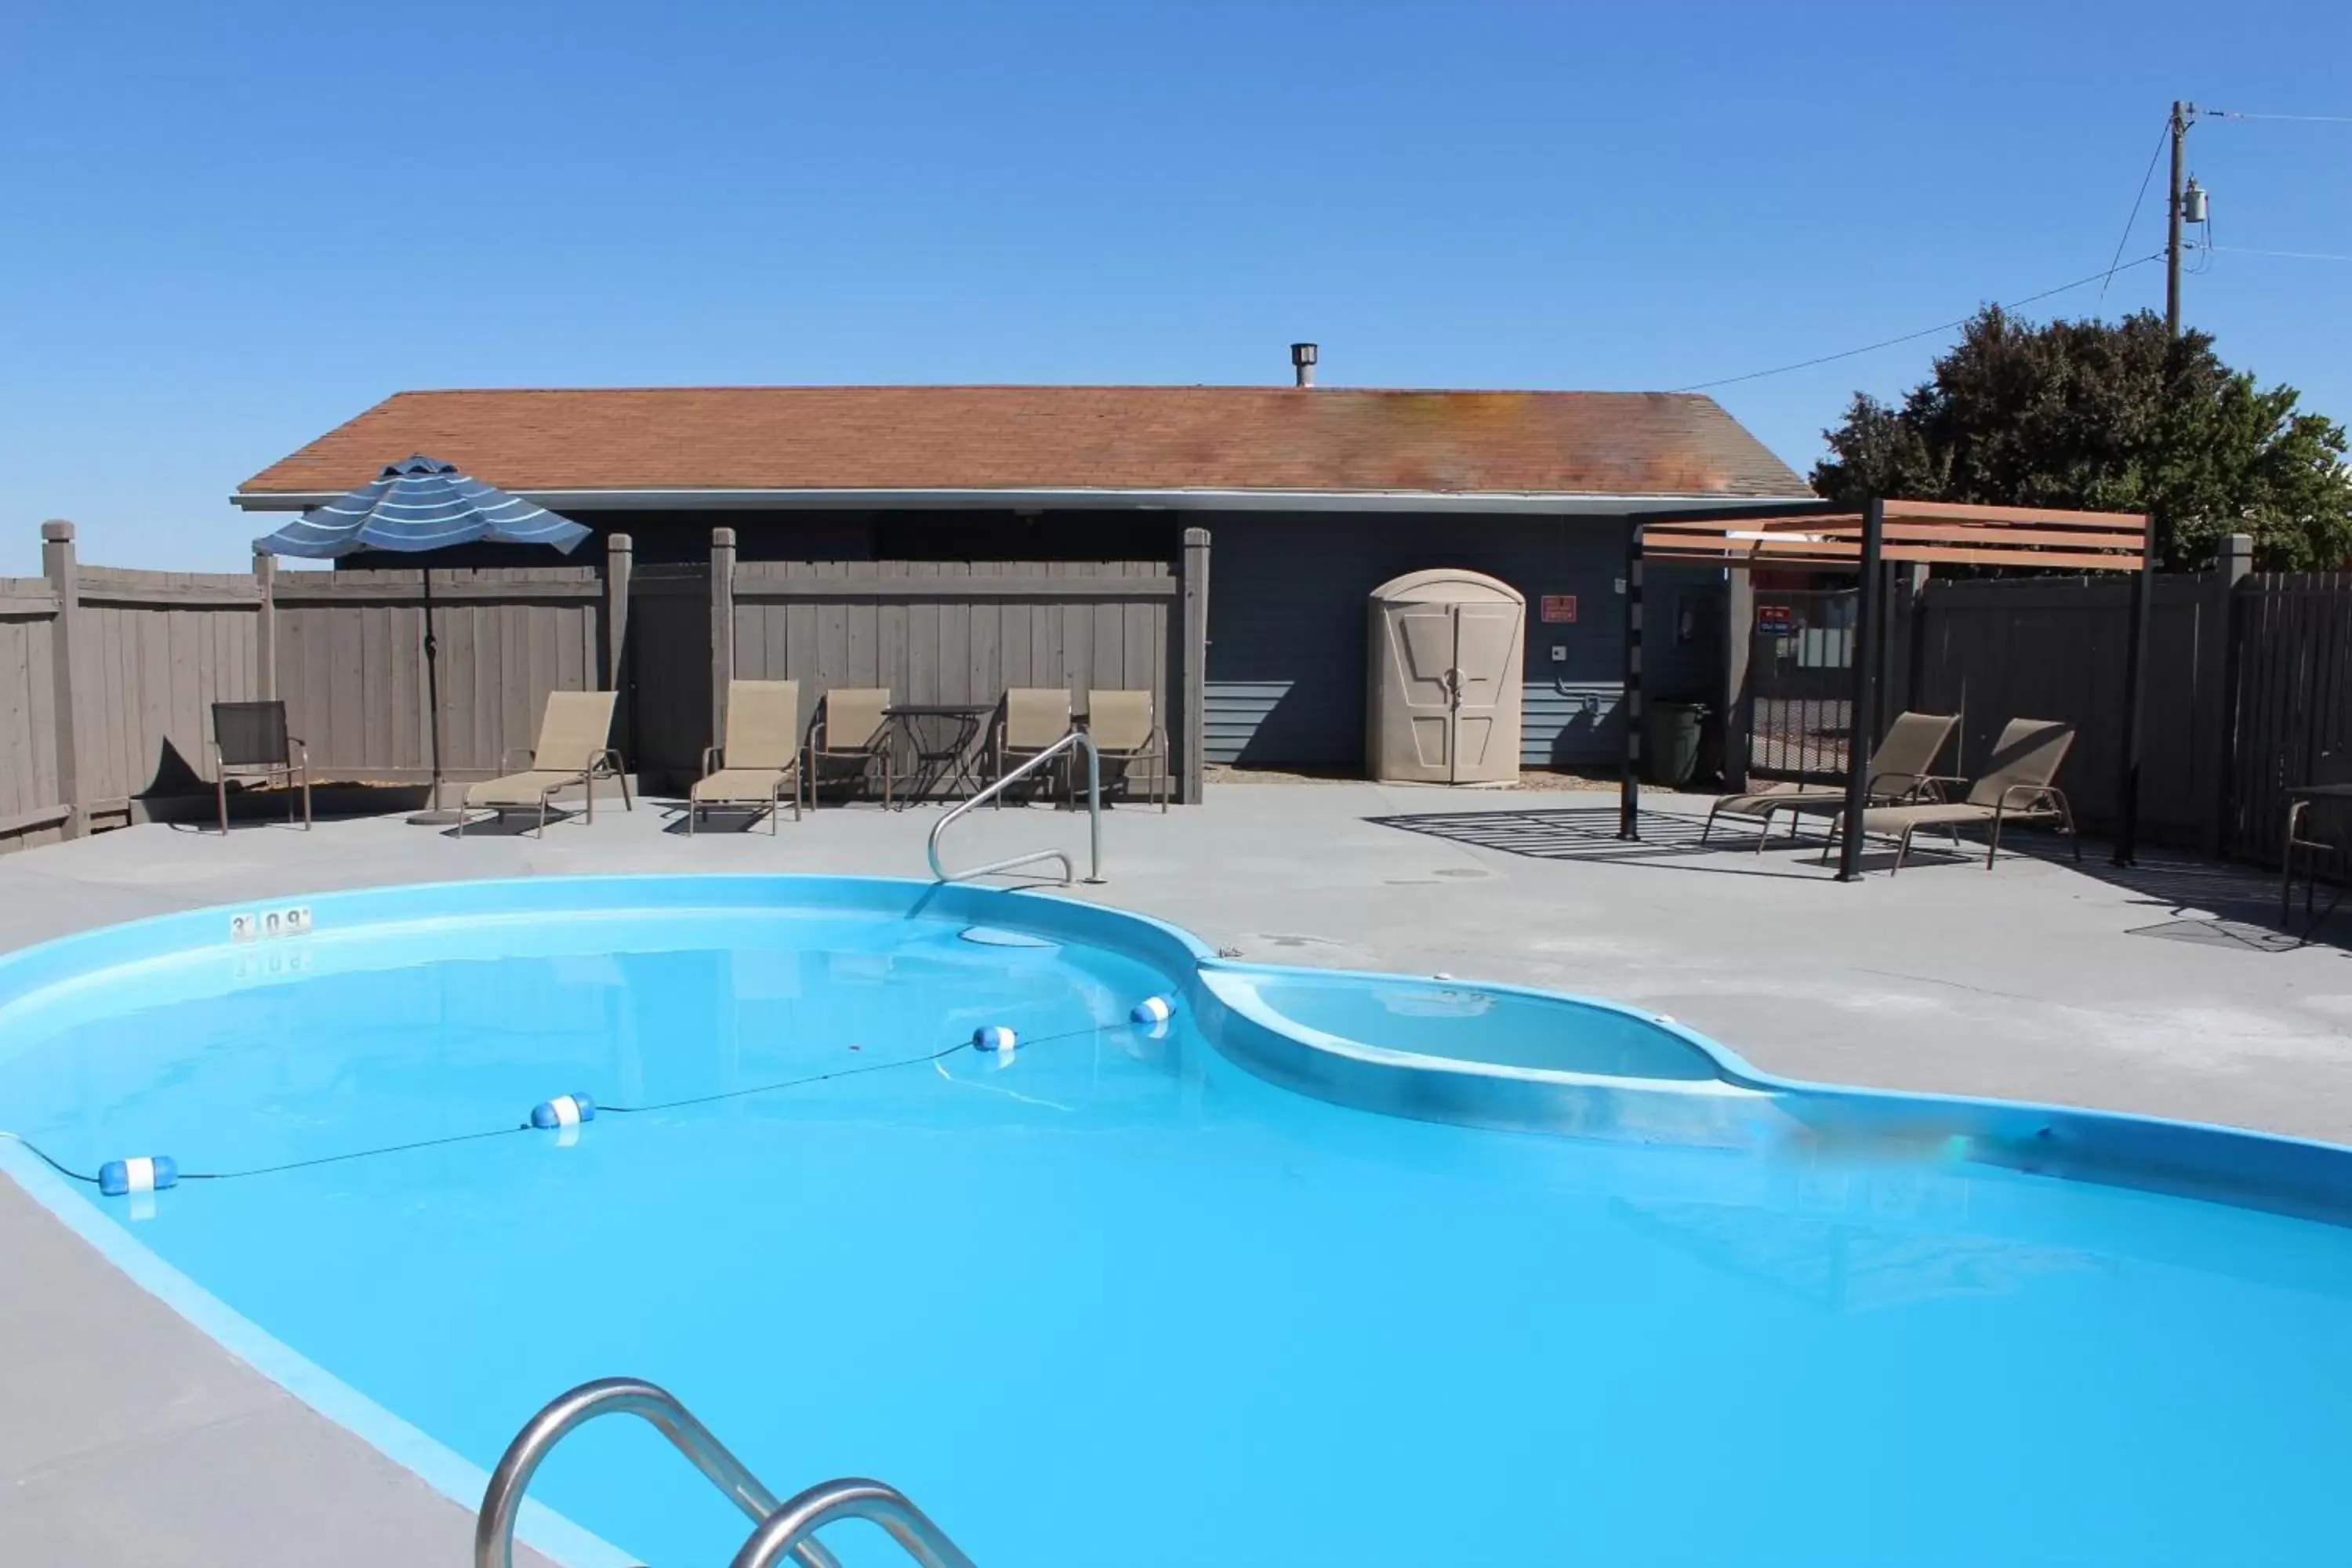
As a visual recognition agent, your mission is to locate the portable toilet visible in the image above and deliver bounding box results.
[1367,568,1525,784]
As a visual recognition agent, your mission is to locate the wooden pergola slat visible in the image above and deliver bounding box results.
[1642,539,2143,572]
[1882,499,2150,528]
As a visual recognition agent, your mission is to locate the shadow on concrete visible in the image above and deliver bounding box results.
[1365,806,1947,880]
[432,808,580,839]
[2082,847,2350,955]
[659,804,789,836]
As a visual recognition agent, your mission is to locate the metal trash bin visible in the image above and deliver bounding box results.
[1644,701,1709,788]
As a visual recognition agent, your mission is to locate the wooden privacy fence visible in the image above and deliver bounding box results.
[272,564,611,781]
[4,524,271,850]
[625,528,1210,800]
[3,520,1210,854]
[1904,569,2235,844]
[1892,534,2352,866]
[0,557,65,847]
[3,522,624,853]
[2229,573,2352,868]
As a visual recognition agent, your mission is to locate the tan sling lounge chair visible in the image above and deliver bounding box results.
[460,690,629,837]
[806,687,895,808]
[691,679,804,834]
[1702,710,1958,849]
[992,688,1073,806]
[1084,689,1169,811]
[1827,717,2080,873]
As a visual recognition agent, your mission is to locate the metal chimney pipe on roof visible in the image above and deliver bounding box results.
[1290,342,1318,388]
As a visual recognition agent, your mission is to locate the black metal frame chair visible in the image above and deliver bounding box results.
[210,700,310,836]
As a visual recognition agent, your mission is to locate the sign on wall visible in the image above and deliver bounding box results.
[1755,604,1795,634]
[1539,594,1578,624]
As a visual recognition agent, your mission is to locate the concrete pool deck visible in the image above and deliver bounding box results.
[5,781,2349,1565]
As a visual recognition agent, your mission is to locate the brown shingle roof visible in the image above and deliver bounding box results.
[238,386,1807,500]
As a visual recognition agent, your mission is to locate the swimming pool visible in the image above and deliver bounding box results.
[2,874,2349,1566]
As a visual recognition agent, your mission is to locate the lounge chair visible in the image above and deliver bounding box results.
[459,690,630,837]
[209,700,311,836]
[691,679,804,834]
[1827,717,2080,873]
[1084,688,1169,811]
[806,687,895,808]
[991,688,1073,806]
[1702,710,1958,850]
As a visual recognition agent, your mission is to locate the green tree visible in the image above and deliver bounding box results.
[1812,307,2352,570]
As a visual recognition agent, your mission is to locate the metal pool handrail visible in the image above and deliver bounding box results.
[474,1376,842,1568]
[927,728,1104,885]
[728,1478,982,1568]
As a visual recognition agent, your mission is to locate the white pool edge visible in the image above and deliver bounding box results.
[0,1141,637,1568]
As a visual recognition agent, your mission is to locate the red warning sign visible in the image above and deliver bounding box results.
[1540,594,1578,624]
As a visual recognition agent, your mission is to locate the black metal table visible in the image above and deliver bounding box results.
[885,703,994,804]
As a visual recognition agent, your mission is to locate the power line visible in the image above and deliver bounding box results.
[2101,118,2172,299]
[2208,243,2352,263]
[2202,107,2352,124]
[1672,253,2164,394]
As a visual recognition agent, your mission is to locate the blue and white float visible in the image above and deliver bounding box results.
[1130,994,1174,1025]
[972,1025,1018,1054]
[99,1155,178,1197]
[531,1093,597,1130]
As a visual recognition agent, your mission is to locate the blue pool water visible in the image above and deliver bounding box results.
[2,877,2350,1567]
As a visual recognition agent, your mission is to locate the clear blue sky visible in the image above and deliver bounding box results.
[5,0,2349,574]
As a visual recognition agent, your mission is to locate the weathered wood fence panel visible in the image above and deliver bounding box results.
[1908,574,2225,840]
[720,559,1178,795]
[2229,574,2352,868]
[273,567,603,780]
[71,566,261,810]
[0,575,64,846]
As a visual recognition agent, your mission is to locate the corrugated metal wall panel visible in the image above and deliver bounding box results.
[1205,513,1633,769]
[1519,681,1626,765]
[1204,681,1290,764]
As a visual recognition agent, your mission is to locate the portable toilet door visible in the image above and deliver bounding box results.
[1367,568,1526,783]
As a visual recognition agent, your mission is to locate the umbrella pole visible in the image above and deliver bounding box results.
[407,566,464,826]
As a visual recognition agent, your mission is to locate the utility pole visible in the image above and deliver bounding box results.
[2165,99,2190,338]
[2125,99,2193,869]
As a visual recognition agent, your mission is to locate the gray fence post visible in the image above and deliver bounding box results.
[1181,527,1210,804]
[710,527,736,753]
[41,521,84,839]
[252,547,276,701]
[2205,532,2256,855]
[604,532,633,692]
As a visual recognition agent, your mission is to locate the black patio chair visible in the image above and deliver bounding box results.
[210,700,311,835]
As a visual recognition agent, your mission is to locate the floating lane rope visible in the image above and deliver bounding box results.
[1,1013,1143,1193]
[1130,994,1174,1025]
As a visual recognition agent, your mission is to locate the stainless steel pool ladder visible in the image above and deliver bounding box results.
[475,1376,978,1568]
[927,728,1104,885]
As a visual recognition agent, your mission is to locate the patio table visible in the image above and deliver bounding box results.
[885,703,994,804]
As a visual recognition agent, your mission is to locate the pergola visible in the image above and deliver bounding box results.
[1619,496,2156,880]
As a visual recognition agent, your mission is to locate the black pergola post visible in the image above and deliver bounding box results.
[1835,497,1886,882]
[2113,513,2158,866]
[1618,521,1643,838]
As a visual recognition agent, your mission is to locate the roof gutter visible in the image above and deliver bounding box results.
[230,485,1818,516]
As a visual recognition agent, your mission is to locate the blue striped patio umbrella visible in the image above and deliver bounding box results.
[252,455,592,822]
